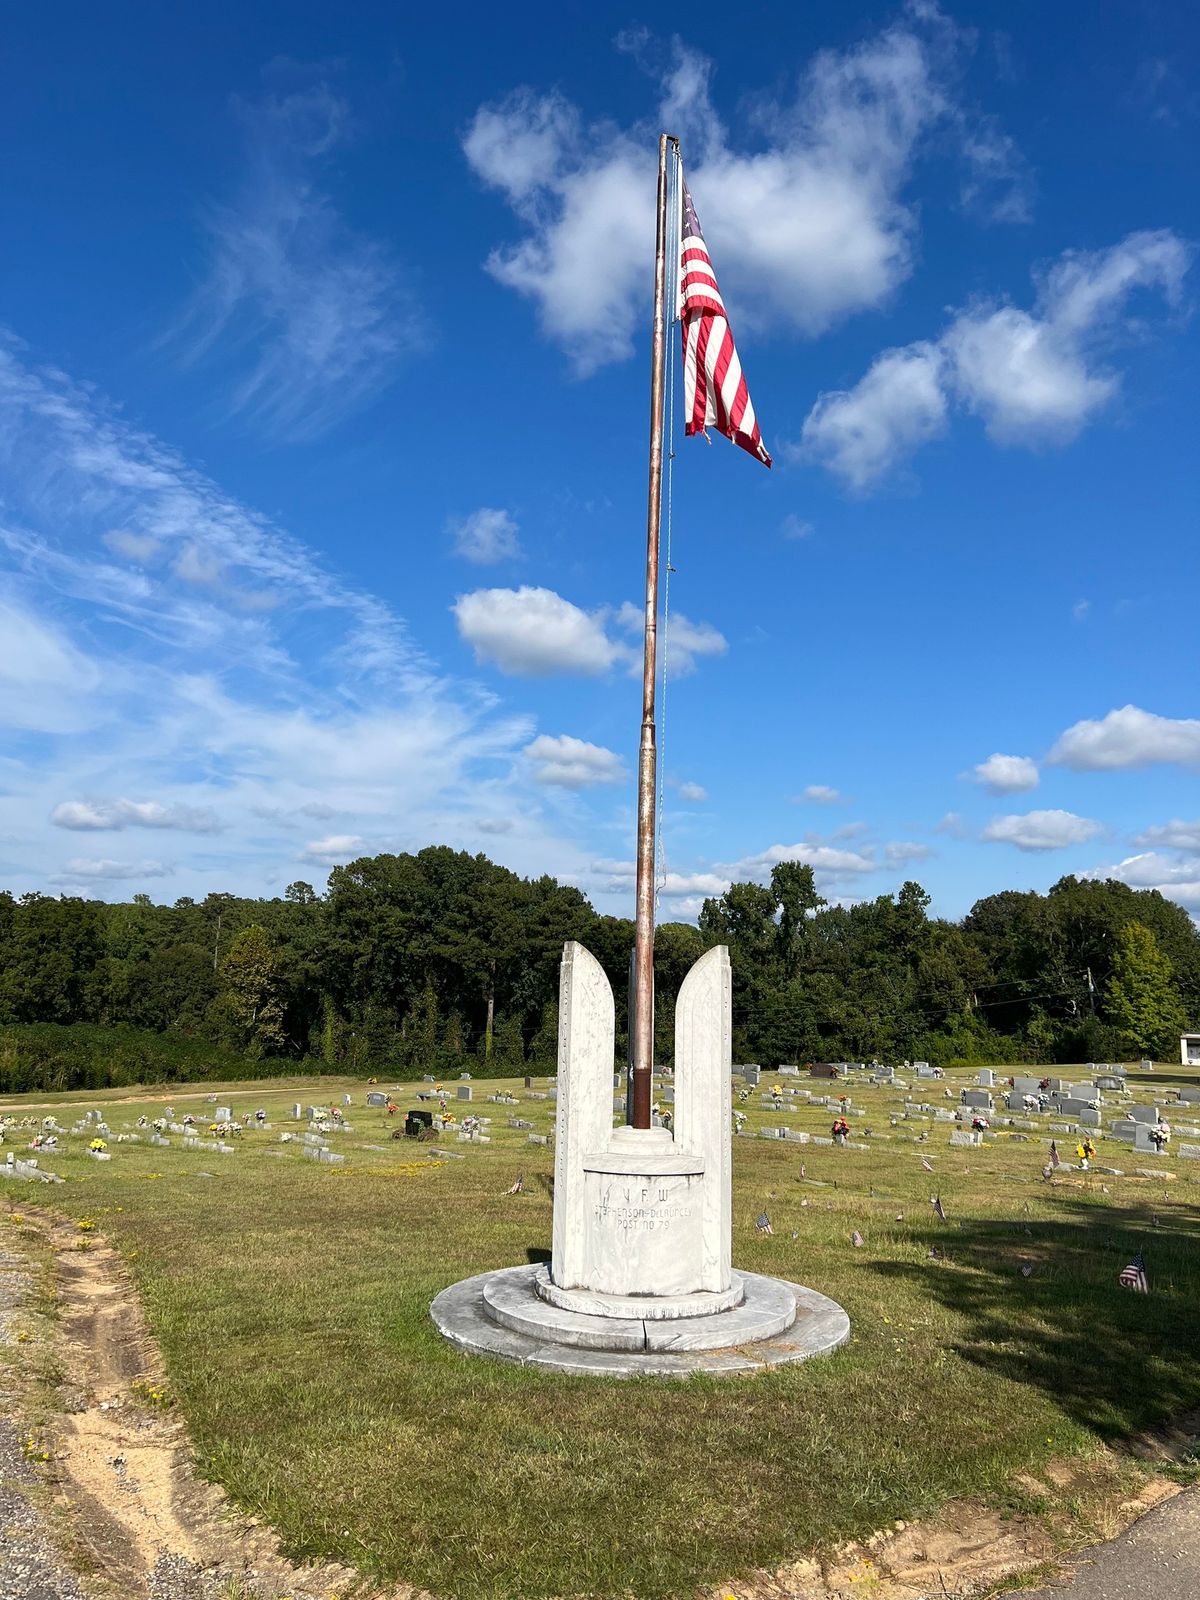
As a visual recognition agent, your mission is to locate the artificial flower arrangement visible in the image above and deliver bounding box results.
[88,1138,107,1152]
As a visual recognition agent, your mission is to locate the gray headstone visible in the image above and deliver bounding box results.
[1126,1104,1161,1124]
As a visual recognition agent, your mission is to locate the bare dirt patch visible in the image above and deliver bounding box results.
[22,1220,412,1599]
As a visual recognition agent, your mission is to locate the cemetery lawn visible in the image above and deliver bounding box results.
[4,1068,1200,1600]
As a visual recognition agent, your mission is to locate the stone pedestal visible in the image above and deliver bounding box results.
[430,941,849,1377]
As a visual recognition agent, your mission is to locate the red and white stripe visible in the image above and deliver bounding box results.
[678,171,771,469]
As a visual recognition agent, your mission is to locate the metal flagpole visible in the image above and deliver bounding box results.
[631,131,676,1129]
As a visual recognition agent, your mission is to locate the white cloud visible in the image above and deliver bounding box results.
[943,307,1113,444]
[103,530,163,564]
[981,809,1104,851]
[175,81,416,438]
[660,870,730,897]
[0,343,614,905]
[885,840,934,866]
[592,860,730,900]
[782,515,815,542]
[449,508,522,565]
[1072,598,1090,622]
[453,586,622,676]
[802,229,1192,486]
[657,610,728,677]
[832,820,869,840]
[677,780,708,803]
[58,857,172,881]
[796,784,843,804]
[614,605,728,677]
[476,817,514,835]
[0,598,103,733]
[173,542,223,586]
[453,588,725,679]
[592,857,635,885]
[0,343,425,687]
[966,752,1039,793]
[301,834,365,866]
[524,734,625,789]
[1085,852,1200,910]
[958,121,1033,224]
[936,811,968,838]
[729,841,877,880]
[799,342,948,489]
[1048,705,1200,771]
[464,16,1009,372]
[51,798,221,834]
[1135,820,1200,851]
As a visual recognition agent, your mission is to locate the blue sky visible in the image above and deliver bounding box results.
[1,1,1198,923]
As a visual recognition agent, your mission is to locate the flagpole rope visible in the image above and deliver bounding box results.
[656,146,680,922]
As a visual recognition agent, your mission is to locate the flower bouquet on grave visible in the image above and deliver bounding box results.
[88,1138,107,1152]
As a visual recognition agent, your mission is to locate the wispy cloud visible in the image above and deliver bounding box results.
[174,77,421,438]
[0,339,602,902]
[0,338,426,688]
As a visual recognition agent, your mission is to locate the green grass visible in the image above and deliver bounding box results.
[3,1065,1200,1599]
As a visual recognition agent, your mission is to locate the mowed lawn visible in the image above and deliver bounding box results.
[4,1067,1200,1600]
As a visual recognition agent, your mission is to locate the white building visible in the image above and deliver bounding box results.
[1182,1034,1200,1066]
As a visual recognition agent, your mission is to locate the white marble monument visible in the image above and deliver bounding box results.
[431,941,850,1376]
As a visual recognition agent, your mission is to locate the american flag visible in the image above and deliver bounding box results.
[678,172,771,468]
[932,1195,947,1221]
[1118,1251,1149,1294]
[756,1211,773,1235]
[1050,1141,1060,1169]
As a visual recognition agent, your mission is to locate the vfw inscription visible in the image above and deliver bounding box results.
[593,1177,693,1233]
[582,1170,703,1295]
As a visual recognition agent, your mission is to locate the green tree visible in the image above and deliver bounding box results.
[1105,920,1186,1058]
[218,925,287,1055]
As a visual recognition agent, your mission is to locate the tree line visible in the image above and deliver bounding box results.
[0,847,1196,1091]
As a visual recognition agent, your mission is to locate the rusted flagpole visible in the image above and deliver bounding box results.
[631,132,676,1129]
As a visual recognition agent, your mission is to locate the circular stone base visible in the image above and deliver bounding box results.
[533,1266,746,1320]
[430,1264,850,1378]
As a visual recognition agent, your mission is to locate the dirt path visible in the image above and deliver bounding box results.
[1,1217,388,1600]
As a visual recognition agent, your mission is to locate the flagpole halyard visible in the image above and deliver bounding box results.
[631,131,676,1129]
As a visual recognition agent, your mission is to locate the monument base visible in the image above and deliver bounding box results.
[430,1264,850,1378]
